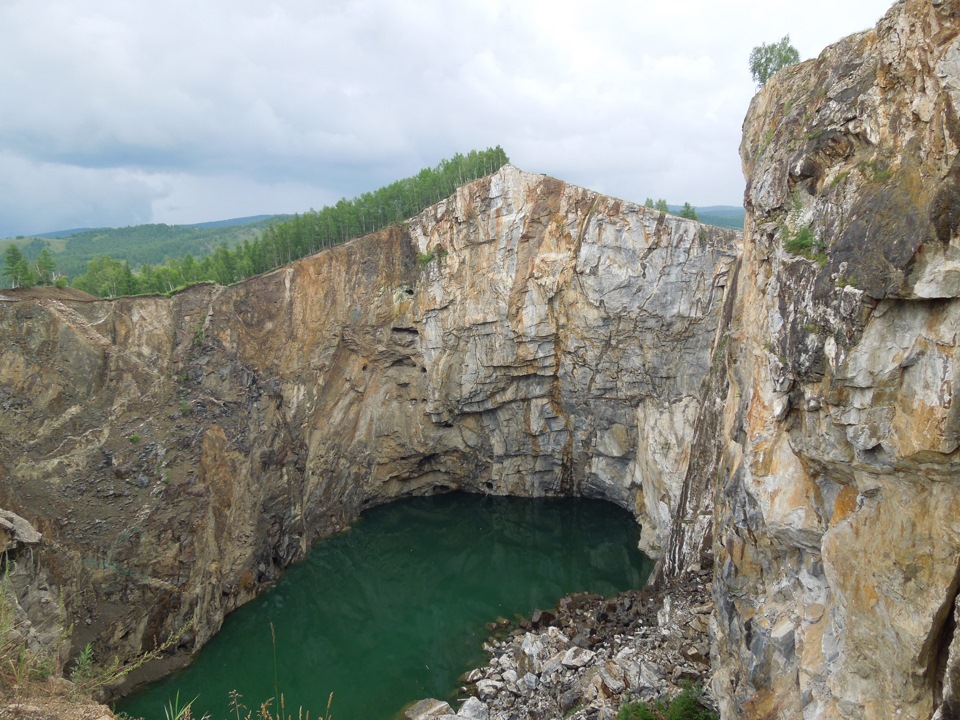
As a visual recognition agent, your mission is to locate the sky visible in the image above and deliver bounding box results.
[0,0,896,237]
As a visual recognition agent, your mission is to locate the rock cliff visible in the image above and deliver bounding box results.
[713,1,960,718]
[0,167,738,686]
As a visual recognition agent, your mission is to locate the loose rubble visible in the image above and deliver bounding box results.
[405,568,714,720]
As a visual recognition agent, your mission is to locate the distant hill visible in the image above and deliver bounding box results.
[690,205,745,230]
[183,215,284,230]
[32,227,99,239]
[1,215,287,281]
[23,215,283,239]
[663,204,744,230]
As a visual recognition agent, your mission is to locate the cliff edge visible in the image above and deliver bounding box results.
[713,1,960,717]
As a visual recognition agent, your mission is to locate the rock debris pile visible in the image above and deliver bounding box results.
[405,569,714,720]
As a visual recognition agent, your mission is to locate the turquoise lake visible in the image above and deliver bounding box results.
[118,492,653,720]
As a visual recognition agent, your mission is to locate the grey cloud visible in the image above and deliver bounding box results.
[0,0,895,236]
[0,153,157,236]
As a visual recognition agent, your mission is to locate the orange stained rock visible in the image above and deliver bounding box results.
[831,485,859,526]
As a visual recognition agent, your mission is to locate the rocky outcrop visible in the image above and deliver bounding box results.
[0,167,739,686]
[0,510,65,664]
[712,1,960,718]
[0,509,41,553]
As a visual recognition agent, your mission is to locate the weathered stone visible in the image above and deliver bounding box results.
[476,679,503,700]
[637,662,663,691]
[599,662,625,694]
[461,668,484,684]
[680,644,708,665]
[558,688,581,713]
[540,650,566,677]
[456,697,488,720]
[561,647,596,669]
[0,509,41,552]
[530,609,555,629]
[419,576,711,720]
[404,698,454,720]
[5,705,41,715]
[518,633,544,675]
[932,597,960,720]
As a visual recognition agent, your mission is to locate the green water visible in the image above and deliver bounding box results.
[118,493,652,720]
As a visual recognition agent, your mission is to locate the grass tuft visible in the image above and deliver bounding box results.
[617,686,718,720]
[784,226,814,255]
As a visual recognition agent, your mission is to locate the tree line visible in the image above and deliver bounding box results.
[3,147,509,297]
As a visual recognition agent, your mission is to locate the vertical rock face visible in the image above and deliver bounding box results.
[0,166,739,678]
[717,1,960,718]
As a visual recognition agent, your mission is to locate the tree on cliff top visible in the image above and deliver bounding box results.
[749,35,800,87]
[3,245,34,289]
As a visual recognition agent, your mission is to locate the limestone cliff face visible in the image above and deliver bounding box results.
[715,1,960,718]
[0,167,739,680]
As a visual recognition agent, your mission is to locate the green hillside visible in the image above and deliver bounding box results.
[5,151,738,296]
[1,216,283,282]
[693,205,746,230]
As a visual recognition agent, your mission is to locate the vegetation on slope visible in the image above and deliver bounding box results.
[690,206,745,230]
[1,217,282,288]
[0,574,190,713]
[49,218,280,279]
[617,685,718,720]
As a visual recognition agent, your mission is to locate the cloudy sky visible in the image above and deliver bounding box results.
[1,0,895,237]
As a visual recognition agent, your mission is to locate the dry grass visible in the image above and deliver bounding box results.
[0,574,191,716]
[0,580,62,701]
